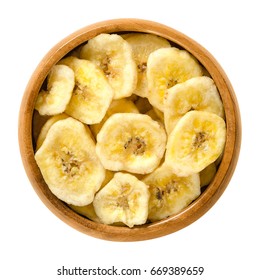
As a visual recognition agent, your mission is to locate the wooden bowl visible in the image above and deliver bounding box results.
[18,18,241,241]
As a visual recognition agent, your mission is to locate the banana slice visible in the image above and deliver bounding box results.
[200,162,217,187]
[35,64,74,115]
[80,33,137,99]
[69,203,101,223]
[93,172,150,227]
[96,113,167,174]
[165,111,226,176]
[35,117,105,206]
[69,169,114,222]
[142,164,200,222]
[90,98,139,138]
[58,56,114,124]
[36,114,95,150]
[125,33,171,97]
[165,76,225,134]
[147,47,203,111]
[69,203,125,226]
[36,113,69,151]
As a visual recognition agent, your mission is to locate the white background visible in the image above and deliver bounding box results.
[1,0,259,279]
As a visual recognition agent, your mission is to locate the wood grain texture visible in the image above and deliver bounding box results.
[18,18,241,241]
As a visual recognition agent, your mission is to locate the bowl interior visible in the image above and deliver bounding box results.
[19,18,241,241]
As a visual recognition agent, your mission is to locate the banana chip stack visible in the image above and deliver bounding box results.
[33,32,226,228]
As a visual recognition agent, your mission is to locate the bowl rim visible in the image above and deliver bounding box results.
[18,18,241,241]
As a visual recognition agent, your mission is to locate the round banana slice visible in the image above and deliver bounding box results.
[165,111,226,176]
[147,47,203,111]
[36,114,95,151]
[69,170,114,222]
[125,33,171,97]
[164,76,225,134]
[35,117,106,206]
[93,172,150,227]
[35,64,74,115]
[80,33,137,99]
[36,113,69,151]
[90,98,139,138]
[59,56,114,124]
[69,203,101,223]
[142,164,200,222]
[96,113,167,174]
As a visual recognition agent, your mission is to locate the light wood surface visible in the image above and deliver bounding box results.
[18,18,241,241]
